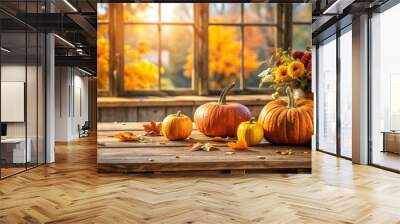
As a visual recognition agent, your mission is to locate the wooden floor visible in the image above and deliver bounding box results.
[372,150,400,171]
[1,136,400,223]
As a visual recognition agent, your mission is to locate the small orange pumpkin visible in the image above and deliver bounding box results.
[194,82,251,137]
[258,87,313,145]
[237,117,264,146]
[162,111,192,141]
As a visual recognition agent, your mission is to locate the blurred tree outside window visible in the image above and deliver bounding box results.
[292,3,312,51]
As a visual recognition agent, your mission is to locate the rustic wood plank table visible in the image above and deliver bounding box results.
[97,122,311,174]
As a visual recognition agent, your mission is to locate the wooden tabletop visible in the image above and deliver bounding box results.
[97,122,311,173]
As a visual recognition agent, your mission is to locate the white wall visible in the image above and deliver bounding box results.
[55,66,89,141]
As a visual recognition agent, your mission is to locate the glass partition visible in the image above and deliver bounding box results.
[1,31,28,177]
[339,27,352,158]
[0,1,46,179]
[370,3,400,171]
[317,36,337,154]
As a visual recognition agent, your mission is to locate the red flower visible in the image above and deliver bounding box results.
[275,58,283,66]
[292,51,304,60]
[301,52,311,66]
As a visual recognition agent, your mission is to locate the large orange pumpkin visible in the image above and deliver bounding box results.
[258,87,313,145]
[194,82,251,137]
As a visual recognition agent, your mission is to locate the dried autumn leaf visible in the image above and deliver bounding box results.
[227,140,248,151]
[276,150,293,155]
[189,142,204,151]
[203,143,219,151]
[189,142,220,152]
[211,136,229,142]
[143,121,162,136]
[113,132,141,142]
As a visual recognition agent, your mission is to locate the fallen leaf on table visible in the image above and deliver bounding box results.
[211,137,229,142]
[159,140,167,145]
[189,142,220,151]
[189,142,204,151]
[203,143,219,151]
[276,150,293,155]
[227,140,248,151]
[143,121,162,136]
[257,156,266,159]
[113,132,141,142]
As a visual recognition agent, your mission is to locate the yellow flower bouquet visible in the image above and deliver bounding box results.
[258,47,311,99]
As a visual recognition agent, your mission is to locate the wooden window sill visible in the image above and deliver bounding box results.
[98,95,273,108]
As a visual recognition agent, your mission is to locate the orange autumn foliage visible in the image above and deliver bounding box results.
[184,21,261,89]
[97,25,109,90]
[124,41,160,90]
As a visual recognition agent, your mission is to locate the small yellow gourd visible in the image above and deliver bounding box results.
[162,111,192,141]
[237,117,264,146]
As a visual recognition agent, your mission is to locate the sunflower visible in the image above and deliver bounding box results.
[288,61,305,79]
[275,65,289,82]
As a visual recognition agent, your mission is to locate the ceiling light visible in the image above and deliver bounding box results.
[63,0,78,12]
[78,67,93,76]
[323,0,355,15]
[1,47,11,53]
[54,34,75,48]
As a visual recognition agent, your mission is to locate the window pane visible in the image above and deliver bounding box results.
[339,29,352,158]
[371,4,400,171]
[244,3,276,24]
[161,26,193,89]
[97,24,109,90]
[124,25,159,90]
[208,25,241,89]
[317,37,337,154]
[209,3,241,23]
[98,3,108,21]
[124,3,159,23]
[293,3,312,22]
[161,3,193,22]
[292,25,311,51]
[244,26,276,88]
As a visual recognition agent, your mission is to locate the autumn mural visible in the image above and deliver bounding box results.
[97,3,313,174]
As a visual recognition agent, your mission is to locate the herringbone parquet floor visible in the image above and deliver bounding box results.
[1,136,399,224]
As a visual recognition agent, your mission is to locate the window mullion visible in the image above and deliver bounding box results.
[195,3,209,96]
[158,3,162,91]
[240,3,245,90]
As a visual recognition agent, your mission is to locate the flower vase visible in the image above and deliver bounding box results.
[293,88,305,99]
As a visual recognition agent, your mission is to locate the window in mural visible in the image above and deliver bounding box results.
[123,3,194,91]
[208,3,277,89]
[292,4,312,51]
[97,3,311,95]
[97,3,109,90]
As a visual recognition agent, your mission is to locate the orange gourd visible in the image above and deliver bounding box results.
[237,117,264,146]
[258,87,313,145]
[194,82,251,137]
[162,111,192,141]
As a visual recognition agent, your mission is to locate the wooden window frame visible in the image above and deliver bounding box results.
[98,3,296,97]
